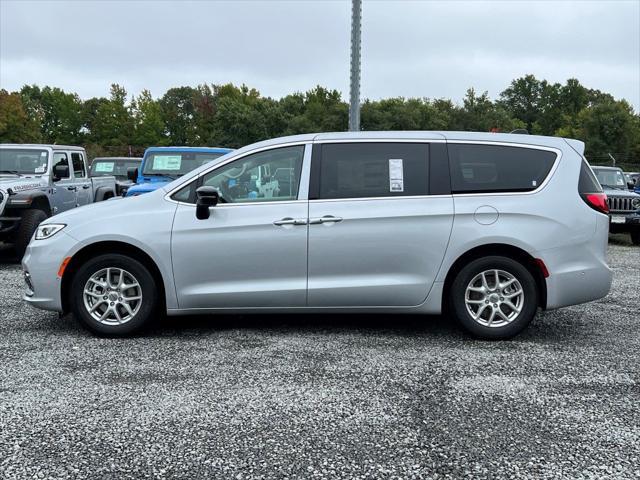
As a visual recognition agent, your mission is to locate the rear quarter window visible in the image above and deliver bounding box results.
[578,161,603,193]
[448,144,557,194]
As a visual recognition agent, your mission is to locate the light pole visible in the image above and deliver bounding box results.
[349,0,362,132]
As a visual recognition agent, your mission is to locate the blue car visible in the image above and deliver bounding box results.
[125,146,233,197]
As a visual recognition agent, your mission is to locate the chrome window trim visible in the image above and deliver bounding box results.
[175,199,308,208]
[446,141,562,197]
[313,138,446,144]
[164,141,310,205]
[309,194,452,204]
[166,138,563,203]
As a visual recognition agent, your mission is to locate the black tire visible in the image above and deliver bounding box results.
[450,256,539,340]
[70,254,158,336]
[14,209,48,258]
[631,231,640,246]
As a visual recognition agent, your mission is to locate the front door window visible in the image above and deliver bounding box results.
[201,145,304,203]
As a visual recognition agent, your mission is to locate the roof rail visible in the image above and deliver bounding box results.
[510,129,529,135]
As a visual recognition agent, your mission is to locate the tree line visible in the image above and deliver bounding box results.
[1,75,638,168]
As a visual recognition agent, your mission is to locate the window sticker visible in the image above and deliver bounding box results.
[152,155,182,170]
[35,165,46,174]
[389,158,404,192]
[95,162,115,173]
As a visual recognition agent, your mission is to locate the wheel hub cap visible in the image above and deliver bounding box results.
[465,269,524,328]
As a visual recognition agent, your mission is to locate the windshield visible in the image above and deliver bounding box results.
[90,159,141,178]
[0,149,49,175]
[593,168,626,188]
[142,152,224,177]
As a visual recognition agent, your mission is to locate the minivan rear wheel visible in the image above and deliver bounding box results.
[450,256,538,339]
[70,254,157,336]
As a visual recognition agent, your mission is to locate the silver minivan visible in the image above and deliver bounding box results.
[22,132,612,339]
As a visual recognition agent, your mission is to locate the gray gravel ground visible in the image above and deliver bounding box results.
[0,240,638,480]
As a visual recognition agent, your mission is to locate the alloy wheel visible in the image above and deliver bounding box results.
[83,267,142,325]
[464,269,524,328]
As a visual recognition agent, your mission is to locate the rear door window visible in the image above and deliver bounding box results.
[448,144,557,194]
[314,143,429,199]
[71,152,86,178]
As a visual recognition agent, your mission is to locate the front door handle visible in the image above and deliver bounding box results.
[273,217,307,226]
[66,186,77,191]
[310,215,343,225]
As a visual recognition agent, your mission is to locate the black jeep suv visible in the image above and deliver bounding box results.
[592,166,640,245]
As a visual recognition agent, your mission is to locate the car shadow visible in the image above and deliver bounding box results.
[32,309,588,344]
[146,312,466,340]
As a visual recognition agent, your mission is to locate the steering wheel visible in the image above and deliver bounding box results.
[222,164,247,180]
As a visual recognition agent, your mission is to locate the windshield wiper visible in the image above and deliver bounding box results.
[0,170,20,175]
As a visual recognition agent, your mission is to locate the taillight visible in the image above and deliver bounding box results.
[581,192,609,214]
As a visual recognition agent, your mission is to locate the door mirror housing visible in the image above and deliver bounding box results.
[196,186,220,220]
[127,167,138,182]
[627,181,635,190]
[52,163,69,182]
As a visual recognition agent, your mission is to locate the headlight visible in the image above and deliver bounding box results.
[632,198,640,210]
[35,223,66,240]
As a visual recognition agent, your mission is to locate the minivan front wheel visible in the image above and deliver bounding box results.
[70,254,158,336]
[450,256,538,339]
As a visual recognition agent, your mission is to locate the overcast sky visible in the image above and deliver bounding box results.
[1,0,639,110]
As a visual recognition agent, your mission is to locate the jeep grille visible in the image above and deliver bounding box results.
[606,196,637,213]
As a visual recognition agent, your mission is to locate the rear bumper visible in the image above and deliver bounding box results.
[545,261,612,310]
[541,213,612,310]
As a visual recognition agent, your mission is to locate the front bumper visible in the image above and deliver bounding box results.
[608,212,640,234]
[21,231,74,312]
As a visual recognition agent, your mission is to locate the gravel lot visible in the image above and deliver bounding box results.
[0,239,638,480]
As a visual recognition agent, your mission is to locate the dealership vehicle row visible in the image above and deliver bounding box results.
[0,145,117,256]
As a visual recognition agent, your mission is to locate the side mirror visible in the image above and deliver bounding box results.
[196,186,219,220]
[628,181,635,190]
[127,167,138,182]
[52,163,69,181]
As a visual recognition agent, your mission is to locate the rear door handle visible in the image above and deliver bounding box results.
[310,215,343,225]
[82,185,90,189]
[273,217,307,226]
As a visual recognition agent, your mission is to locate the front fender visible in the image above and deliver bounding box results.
[5,190,51,211]
[62,197,179,308]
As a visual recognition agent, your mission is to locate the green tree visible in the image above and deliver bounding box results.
[556,99,638,162]
[131,89,166,146]
[0,89,42,142]
[20,84,83,143]
[92,84,133,146]
[82,96,110,143]
[281,86,347,134]
[210,83,273,147]
[498,74,545,132]
[458,88,524,132]
[160,86,197,145]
